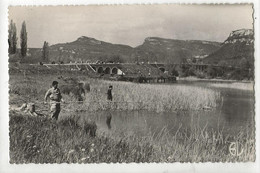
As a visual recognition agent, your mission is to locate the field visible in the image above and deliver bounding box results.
[9,73,255,163]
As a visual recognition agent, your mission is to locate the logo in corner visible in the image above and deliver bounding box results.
[229,141,244,156]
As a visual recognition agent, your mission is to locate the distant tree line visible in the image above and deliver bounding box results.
[177,57,253,80]
[97,54,125,63]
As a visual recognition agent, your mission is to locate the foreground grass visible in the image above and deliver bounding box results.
[9,74,221,112]
[9,112,154,163]
[9,112,255,163]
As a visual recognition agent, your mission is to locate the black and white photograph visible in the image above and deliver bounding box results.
[0,0,259,172]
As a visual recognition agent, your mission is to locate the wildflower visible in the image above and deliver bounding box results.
[90,148,94,153]
[26,135,32,138]
[81,157,86,161]
[68,149,75,154]
[82,148,85,151]
[91,143,95,147]
[33,145,36,148]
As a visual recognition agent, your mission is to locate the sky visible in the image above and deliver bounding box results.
[8,4,254,48]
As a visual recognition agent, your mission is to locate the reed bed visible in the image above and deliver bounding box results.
[9,74,221,112]
[83,81,221,112]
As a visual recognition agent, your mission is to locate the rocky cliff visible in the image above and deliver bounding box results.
[223,29,254,45]
[203,29,254,66]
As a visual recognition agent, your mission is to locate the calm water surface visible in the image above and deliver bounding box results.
[85,81,255,137]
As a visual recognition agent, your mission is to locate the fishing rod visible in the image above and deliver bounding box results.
[33,100,143,104]
[12,99,147,114]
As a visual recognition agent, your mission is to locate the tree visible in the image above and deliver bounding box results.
[20,21,27,57]
[42,41,50,62]
[206,65,217,78]
[171,68,179,76]
[8,20,17,54]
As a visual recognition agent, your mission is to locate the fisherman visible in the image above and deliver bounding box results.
[107,85,113,101]
[106,85,113,129]
[44,81,64,120]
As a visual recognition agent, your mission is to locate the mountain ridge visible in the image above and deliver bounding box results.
[135,37,221,63]
[23,35,222,64]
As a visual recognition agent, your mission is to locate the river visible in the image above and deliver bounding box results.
[84,81,255,138]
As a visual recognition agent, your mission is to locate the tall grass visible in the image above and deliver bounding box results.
[85,81,220,112]
[9,74,221,112]
[9,112,154,163]
[9,111,255,163]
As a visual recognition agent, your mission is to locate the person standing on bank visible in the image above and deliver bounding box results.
[107,85,113,101]
[76,82,85,102]
[44,81,64,120]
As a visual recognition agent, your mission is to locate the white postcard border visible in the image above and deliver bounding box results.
[0,0,259,173]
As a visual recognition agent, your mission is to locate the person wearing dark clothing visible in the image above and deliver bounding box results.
[76,83,85,102]
[107,85,113,101]
[106,86,113,129]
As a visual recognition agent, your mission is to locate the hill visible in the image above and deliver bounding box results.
[10,36,221,64]
[203,29,254,67]
[11,37,135,64]
[49,36,135,63]
[134,37,221,63]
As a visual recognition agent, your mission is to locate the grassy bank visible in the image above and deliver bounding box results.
[209,82,254,91]
[9,74,221,112]
[178,76,253,82]
[9,112,255,163]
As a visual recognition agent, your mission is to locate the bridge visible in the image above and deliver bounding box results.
[39,62,235,76]
[30,62,243,83]
[88,63,123,75]
[89,63,224,75]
